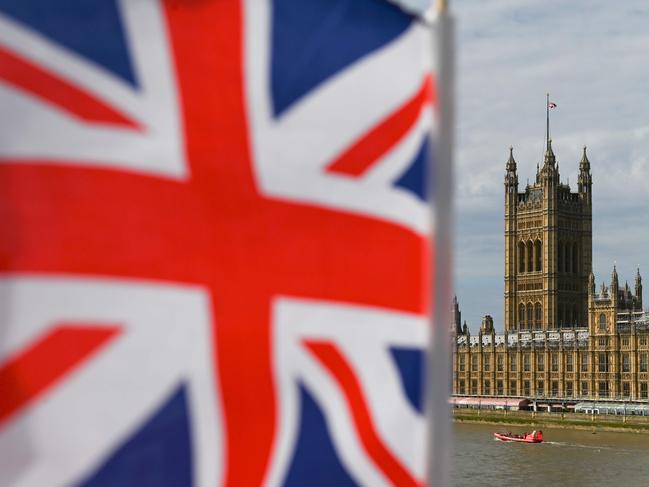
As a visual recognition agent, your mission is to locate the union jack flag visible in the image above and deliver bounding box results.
[0,1,440,486]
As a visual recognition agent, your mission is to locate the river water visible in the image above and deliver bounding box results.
[453,423,649,487]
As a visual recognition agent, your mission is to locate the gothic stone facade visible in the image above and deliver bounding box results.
[504,141,592,332]
[453,142,649,402]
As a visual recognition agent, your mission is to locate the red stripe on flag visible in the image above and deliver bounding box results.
[0,324,120,426]
[0,47,141,130]
[304,340,421,487]
[326,74,435,177]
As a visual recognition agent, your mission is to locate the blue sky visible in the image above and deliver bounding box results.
[452,0,649,331]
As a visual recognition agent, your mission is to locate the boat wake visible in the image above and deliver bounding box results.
[542,441,633,452]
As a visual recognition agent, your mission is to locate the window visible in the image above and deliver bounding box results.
[527,241,533,272]
[599,313,607,332]
[566,354,573,372]
[551,381,559,396]
[523,380,530,396]
[598,381,608,398]
[519,303,526,327]
[622,337,630,347]
[641,336,647,347]
[581,352,589,372]
[641,353,648,373]
[497,354,504,372]
[524,354,531,372]
[534,303,542,329]
[459,355,465,372]
[527,303,533,328]
[622,382,631,398]
[551,353,559,372]
[572,243,578,274]
[497,380,504,396]
[471,356,478,372]
[537,381,545,396]
[537,354,545,372]
[598,337,607,347]
[510,380,518,396]
[518,242,525,273]
[535,240,542,272]
[566,381,574,397]
[484,356,491,372]
[484,380,491,395]
[459,380,466,395]
[622,352,630,373]
[641,383,648,399]
[510,352,517,372]
[598,352,608,372]
[471,380,478,395]
[581,381,589,397]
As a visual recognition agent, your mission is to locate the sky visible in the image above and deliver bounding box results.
[451,0,649,332]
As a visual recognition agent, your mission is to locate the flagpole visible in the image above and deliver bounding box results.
[546,92,550,149]
[428,1,454,486]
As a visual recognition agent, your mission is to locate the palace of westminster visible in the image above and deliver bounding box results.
[452,138,649,403]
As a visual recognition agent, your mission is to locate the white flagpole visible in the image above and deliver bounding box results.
[428,1,454,486]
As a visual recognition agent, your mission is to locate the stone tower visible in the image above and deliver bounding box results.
[504,140,592,331]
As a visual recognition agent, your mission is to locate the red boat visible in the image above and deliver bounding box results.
[494,430,543,443]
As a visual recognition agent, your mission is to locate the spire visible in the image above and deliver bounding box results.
[589,271,596,295]
[451,295,462,335]
[544,138,556,166]
[636,268,643,307]
[611,264,619,291]
[580,146,590,171]
[578,145,592,199]
[506,146,516,172]
[505,146,518,190]
[636,267,642,286]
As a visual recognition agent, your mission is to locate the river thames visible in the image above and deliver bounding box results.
[453,423,649,487]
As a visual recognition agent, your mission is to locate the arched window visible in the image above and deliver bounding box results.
[558,243,564,273]
[527,241,533,272]
[527,303,533,328]
[519,303,526,327]
[535,303,542,328]
[535,240,542,272]
[559,304,564,326]
[572,243,578,274]
[599,313,607,332]
[518,242,525,273]
[573,304,579,326]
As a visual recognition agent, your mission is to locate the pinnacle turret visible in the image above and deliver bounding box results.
[580,146,590,172]
[504,146,518,191]
[578,146,592,200]
[506,146,516,172]
[611,264,619,292]
[544,139,556,166]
